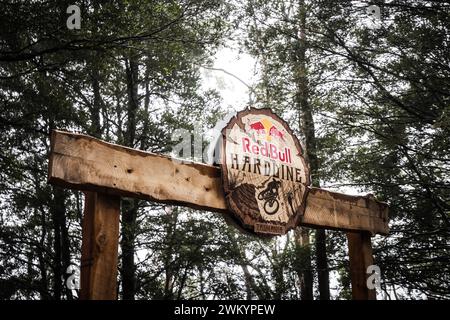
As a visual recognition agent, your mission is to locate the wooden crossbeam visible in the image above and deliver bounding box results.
[48,130,389,235]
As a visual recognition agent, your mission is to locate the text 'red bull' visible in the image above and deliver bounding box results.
[242,137,292,164]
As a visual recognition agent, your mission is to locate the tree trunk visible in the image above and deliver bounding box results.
[90,64,102,137]
[38,204,49,299]
[294,227,313,300]
[294,0,330,300]
[60,197,72,300]
[120,57,140,300]
[121,199,138,299]
[226,229,266,299]
[125,58,139,147]
[140,63,151,150]
[50,186,71,299]
[89,1,103,138]
[315,229,329,299]
[163,206,179,300]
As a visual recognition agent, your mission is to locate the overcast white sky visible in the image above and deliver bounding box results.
[201,47,257,112]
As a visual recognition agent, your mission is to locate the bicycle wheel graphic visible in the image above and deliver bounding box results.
[264,200,279,215]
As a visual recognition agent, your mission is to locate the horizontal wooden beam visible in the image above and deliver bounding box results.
[48,130,389,235]
[303,188,388,235]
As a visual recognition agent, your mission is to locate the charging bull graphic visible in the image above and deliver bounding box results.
[221,108,310,236]
[249,118,285,142]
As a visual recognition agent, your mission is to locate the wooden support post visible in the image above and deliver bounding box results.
[347,231,377,300]
[80,192,120,300]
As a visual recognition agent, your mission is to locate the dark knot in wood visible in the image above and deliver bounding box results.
[96,233,107,251]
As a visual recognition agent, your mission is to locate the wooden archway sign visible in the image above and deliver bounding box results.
[220,108,311,236]
[48,129,388,300]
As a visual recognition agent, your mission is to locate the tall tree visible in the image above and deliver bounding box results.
[240,0,333,299]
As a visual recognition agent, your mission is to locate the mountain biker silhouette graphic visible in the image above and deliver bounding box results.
[258,179,282,215]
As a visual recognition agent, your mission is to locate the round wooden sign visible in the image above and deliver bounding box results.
[221,108,310,236]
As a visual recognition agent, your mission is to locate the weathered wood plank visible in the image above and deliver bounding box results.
[48,130,389,234]
[80,192,120,300]
[49,130,227,214]
[347,231,377,300]
[303,188,389,235]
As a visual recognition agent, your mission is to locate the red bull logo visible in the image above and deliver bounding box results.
[269,126,285,141]
[249,118,285,142]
